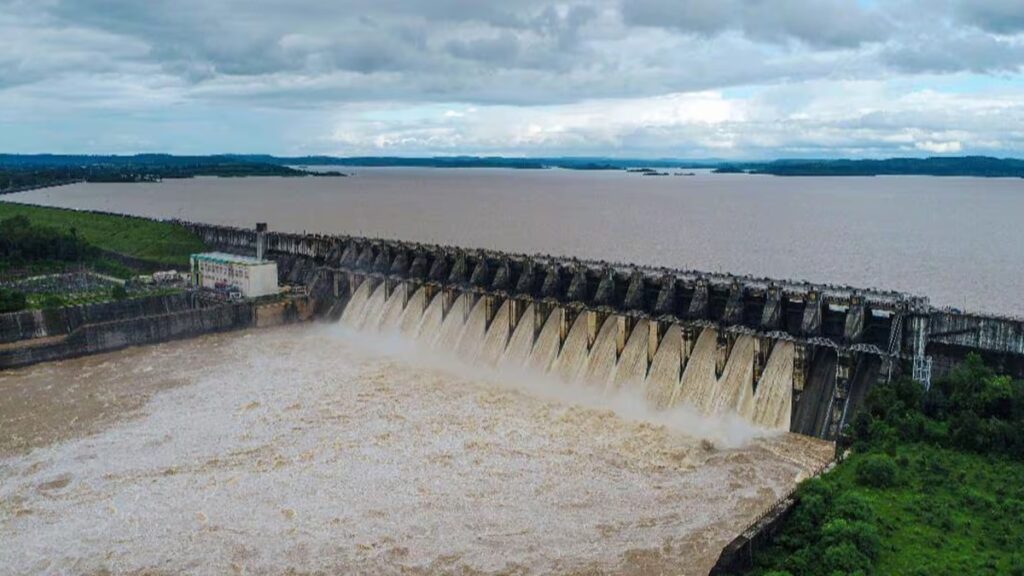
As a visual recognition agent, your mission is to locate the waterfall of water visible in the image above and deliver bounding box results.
[673,329,719,412]
[434,292,473,350]
[398,287,428,336]
[750,342,794,430]
[357,283,389,331]
[499,303,537,369]
[377,284,409,333]
[709,335,755,415]
[336,282,797,432]
[413,292,445,341]
[454,297,490,363]
[528,307,562,374]
[645,324,682,409]
[609,319,649,393]
[552,312,592,384]
[479,300,512,367]
[579,316,619,389]
[338,280,372,327]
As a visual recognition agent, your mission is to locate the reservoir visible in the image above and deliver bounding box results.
[7,168,1024,315]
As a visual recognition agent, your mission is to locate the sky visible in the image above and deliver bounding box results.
[2,0,1024,158]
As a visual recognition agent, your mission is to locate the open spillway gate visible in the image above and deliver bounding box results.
[183,221,1024,440]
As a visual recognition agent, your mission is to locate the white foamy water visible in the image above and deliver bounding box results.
[0,325,832,576]
[342,284,796,436]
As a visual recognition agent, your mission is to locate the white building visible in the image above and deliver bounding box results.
[190,252,279,298]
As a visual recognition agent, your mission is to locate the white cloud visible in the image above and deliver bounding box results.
[916,140,964,153]
[1,0,1024,155]
[324,82,1024,157]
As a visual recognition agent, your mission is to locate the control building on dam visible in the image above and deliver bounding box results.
[182,221,1024,440]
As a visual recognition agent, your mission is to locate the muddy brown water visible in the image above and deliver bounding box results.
[7,168,1024,315]
[0,324,832,575]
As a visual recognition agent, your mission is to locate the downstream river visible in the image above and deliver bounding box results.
[8,168,1024,315]
[0,325,832,574]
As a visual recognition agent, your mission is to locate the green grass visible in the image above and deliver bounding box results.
[0,202,206,266]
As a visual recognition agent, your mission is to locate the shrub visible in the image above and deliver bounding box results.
[784,479,833,542]
[39,294,64,310]
[1009,554,1024,576]
[855,454,898,488]
[111,284,128,300]
[850,411,874,445]
[0,214,96,263]
[831,492,875,524]
[0,288,26,313]
[821,541,873,575]
[922,386,949,419]
[821,518,882,561]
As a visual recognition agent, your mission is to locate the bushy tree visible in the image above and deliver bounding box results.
[830,492,875,524]
[821,541,872,575]
[854,454,898,489]
[0,214,97,264]
[0,288,26,313]
[111,284,128,300]
[821,518,881,561]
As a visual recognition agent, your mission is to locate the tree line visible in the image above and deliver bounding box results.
[743,356,1024,575]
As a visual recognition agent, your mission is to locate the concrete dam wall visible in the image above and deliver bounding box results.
[0,293,197,344]
[0,295,257,369]
[179,220,1024,439]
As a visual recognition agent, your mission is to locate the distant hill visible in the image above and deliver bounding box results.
[2,154,1023,178]
[251,155,718,170]
[0,154,341,193]
[733,156,1024,177]
[0,154,717,171]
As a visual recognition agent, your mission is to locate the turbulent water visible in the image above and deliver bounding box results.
[0,248,833,576]
[10,168,1024,314]
[0,323,833,576]
[341,282,796,433]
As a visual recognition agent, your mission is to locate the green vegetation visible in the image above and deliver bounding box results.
[111,284,128,300]
[743,356,1024,576]
[0,206,200,312]
[744,157,1024,177]
[0,214,96,264]
[0,203,205,266]
[0,154,344,192]
[0,287,26,312]
[22,286,181,310]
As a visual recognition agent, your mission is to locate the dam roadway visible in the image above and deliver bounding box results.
[181,220,1024,440]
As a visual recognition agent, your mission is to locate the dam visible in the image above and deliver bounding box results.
[183,221,1024,440]
[3,215,1021,575]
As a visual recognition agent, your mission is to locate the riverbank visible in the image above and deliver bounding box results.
[733,359,1024,575]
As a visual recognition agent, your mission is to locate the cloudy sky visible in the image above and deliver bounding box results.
[2,0,1024,158]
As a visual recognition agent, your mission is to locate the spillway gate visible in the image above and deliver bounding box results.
[181,221,1024,439]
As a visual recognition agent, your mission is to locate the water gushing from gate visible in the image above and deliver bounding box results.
[340,282,794,432]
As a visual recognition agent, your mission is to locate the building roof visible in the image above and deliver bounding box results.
[191,252,274,266]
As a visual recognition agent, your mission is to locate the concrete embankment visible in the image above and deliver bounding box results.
[709,460,835,575]
[0,294,313,369]
[0,293,196,344]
